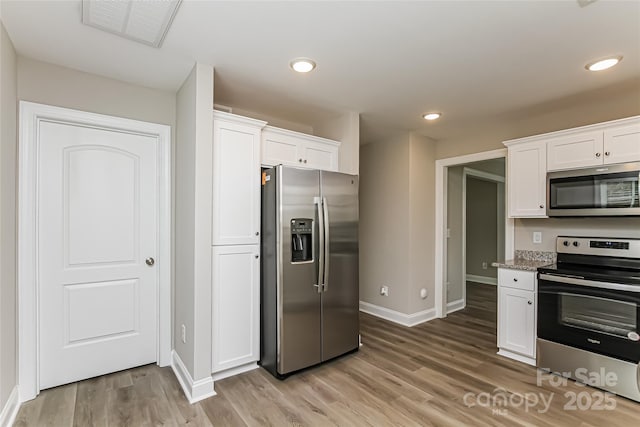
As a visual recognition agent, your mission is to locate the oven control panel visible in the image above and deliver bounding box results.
[557,236,640,259]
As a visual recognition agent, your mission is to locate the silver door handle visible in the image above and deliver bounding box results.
[145,257,155,266]
[595,152,601,158]
[322,197,330,292]
[316,197,324,294]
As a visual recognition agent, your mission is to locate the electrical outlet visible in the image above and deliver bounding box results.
[380,286,389,296]
[482,262,488,270]
[533,231,542,244]
[181,324,186,344]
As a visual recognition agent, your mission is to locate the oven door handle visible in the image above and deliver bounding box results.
[539,273,640,293]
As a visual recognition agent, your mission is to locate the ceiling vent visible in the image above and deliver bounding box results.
[82,0,182,48]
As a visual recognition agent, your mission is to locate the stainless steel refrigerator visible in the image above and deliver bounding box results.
[260,165,359,378]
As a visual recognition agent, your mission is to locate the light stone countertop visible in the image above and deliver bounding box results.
[491,250,556,272]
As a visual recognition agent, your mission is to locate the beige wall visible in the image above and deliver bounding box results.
[0,19,17,412]
[360,134,411,313]
[466,177,498,278]
[17,57,176,128]
[408,133,436,313]
[515,217,640,251]
[175,63,214,381]
[435,79,640,161]
[360,132,436,315]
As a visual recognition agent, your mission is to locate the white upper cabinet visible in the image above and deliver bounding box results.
[546,131,603,171]
[262,126,340,171]
[505,116,640,218]
[212,112,266,246]
[506,140,547,218]
[547,120,640,171]
[604,122,640,164]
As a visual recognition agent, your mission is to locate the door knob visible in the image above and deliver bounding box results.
[145,257,155,266]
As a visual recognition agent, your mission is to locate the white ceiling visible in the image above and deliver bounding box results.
[2,1,639,144]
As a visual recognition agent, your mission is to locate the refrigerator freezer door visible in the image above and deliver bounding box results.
[279,166,323,374]
[320,171,360,361]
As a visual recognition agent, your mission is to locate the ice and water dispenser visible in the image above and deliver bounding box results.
[291,218,312,262]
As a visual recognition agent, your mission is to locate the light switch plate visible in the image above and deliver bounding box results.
[533,231,542,244]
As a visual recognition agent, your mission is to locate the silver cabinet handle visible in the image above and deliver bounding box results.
[605,151,611,157]
[145,257,155,266]
[255,231,259,236]
[539,204,544,209]
[513,278,518,282]
[595,152,601,158]
[527,301,532,305]
[303,159,307,164]
[298,158,303,163]
[255,254,259,259]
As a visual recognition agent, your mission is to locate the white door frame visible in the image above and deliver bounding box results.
[461,167,505,308]
[434,148,514,318]
[18,102,172,402]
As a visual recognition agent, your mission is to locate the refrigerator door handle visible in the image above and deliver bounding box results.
[322,197,330,292]
[315,196,324,293]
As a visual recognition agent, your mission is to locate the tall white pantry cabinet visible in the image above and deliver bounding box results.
[211,111,266,378]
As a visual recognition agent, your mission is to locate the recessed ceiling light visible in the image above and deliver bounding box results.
[585,56,622,72]
[423,113,441,120]
[290,58,316,73]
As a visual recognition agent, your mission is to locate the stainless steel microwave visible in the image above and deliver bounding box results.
[547,162,640,216]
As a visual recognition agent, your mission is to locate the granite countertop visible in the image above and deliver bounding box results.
[491,250,556,272]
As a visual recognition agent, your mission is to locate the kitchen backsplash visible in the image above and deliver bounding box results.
[515,217,640,252]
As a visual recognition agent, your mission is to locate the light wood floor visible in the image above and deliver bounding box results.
[14,282,640,426]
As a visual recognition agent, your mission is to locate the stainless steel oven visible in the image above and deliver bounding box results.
[537,237,640,402]
[547,162,640,216]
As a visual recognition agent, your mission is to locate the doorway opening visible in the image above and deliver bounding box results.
[434,149,514,319]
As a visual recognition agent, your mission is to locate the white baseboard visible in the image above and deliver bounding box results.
[212,363,259,381]
[359,301,436,327]
[0,386,20,427]
[446,298,465,314]
[497,349,536,366]
[466,274,497,286]
[170,350,216,404]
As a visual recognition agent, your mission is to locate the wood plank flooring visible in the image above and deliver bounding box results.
[14,282,640,426]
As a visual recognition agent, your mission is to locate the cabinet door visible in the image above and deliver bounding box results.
[498,287,535,358]
[507,141,547,217]
[604,123,640,164]
[261,132,300,167]
[546,131,603,171]
[301,141,338,171]
[212,119,261,245]
[212,245,260,373]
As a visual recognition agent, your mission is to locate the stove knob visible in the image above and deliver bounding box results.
[563,240,570,247]
[573,241,580,247]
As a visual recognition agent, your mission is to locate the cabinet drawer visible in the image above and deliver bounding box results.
[498,269,535,291]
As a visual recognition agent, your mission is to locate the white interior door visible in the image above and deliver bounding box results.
[38,120,158,390]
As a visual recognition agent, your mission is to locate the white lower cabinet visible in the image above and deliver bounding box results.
[497,268,537,365]
[212,245,260,377]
